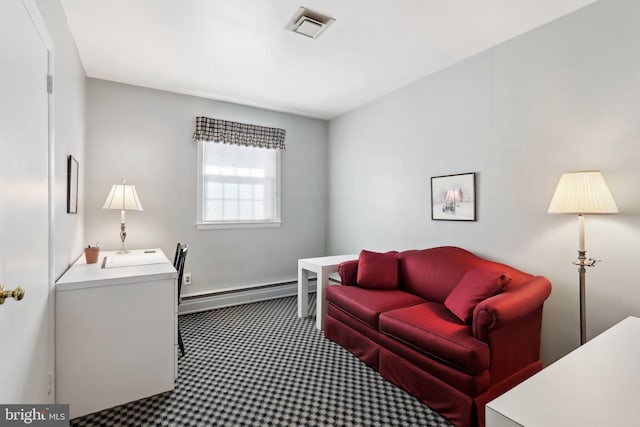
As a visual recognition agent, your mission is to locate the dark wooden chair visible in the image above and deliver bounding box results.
[173,243,188,357]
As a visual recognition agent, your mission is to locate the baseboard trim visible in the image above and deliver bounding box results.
[179,279,317,315]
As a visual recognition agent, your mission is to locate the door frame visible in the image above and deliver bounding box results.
[22,0,56,402]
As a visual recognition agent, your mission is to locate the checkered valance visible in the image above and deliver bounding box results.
[192,116,286,150]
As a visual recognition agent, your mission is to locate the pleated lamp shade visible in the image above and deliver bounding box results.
[548,171,618,214]
[103,183,143,211]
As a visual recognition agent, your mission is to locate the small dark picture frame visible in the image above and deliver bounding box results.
[431,172,476,221]
[67,155,79,214]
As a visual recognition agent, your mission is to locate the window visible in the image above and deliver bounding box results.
[192,116,285,229]
[197,142,281,229]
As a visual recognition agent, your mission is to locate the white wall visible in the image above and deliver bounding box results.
[84,79,327,294]
[327,0,640,364]
[35,0,86,279]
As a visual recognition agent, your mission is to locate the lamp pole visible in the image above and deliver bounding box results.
[573,252,592,345]
[118,209,128,254]
[572,215,596,345]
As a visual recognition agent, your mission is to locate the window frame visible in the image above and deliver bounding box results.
[196,141,282,230]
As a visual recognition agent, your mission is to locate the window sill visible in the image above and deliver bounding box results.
[196,221,282,230]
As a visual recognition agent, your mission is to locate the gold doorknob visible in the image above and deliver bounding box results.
[0,284,25,305]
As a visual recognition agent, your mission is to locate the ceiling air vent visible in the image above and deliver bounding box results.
[286,6,335,39]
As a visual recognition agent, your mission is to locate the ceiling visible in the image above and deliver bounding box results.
[60,0,597,120]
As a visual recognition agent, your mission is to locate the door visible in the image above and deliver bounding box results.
[0,0,52,403]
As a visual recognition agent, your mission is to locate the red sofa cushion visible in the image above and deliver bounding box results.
[379,302,490,374]
[445,268,512,323]
[356,250,399,289]
[326,285,424,329]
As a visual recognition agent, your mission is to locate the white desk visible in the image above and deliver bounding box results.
[298,254,358,330]
[486,316,640,427]
[55,249,177,419]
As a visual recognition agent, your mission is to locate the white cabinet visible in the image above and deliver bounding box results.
[55,249,177,419]
[486,316,640,427]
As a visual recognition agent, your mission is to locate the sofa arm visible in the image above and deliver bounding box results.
[472,276,552,383]
[338,260,359,286]
[473,276,551,339]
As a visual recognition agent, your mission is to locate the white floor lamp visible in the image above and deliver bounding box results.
[548,170,618,345]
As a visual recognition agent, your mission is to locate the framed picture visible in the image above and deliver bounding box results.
[67,155,79,214]
[431,172,476,221]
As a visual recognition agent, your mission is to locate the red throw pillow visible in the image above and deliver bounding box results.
[445,268,511,323]
[356,250,399,290]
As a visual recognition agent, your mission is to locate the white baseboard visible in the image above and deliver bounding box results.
[179,279,317,315]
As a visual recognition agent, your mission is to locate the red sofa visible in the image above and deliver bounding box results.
[324,247,551,427]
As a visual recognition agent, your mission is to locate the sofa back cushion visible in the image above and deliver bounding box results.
[398,247,478,302]
[357,250,399,290]
[445,268,512,323]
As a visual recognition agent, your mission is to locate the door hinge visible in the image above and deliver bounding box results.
[48,372,53,395]
[47,75,53,94]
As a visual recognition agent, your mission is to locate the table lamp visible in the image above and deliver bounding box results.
[548,170,618,344]
[103,178,143,254]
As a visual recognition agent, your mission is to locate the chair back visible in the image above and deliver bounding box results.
[173,243,189,302]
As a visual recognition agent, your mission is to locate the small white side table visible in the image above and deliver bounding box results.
[298,254,358,330]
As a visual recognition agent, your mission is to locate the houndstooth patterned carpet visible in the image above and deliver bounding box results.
[70,295,453,427]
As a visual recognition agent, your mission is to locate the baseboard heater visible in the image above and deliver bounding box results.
[179,278,318,315]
